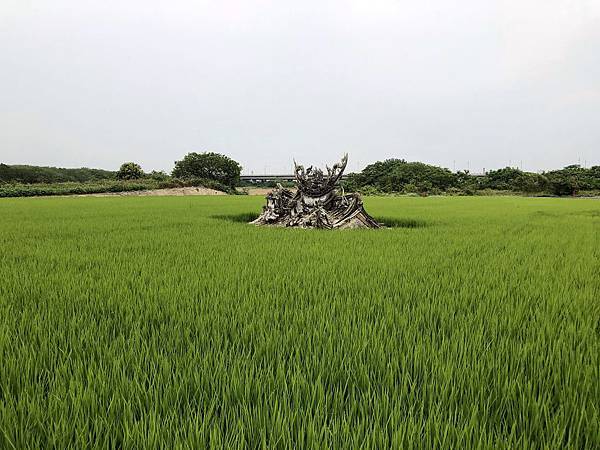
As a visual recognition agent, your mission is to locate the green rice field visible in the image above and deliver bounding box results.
[0,195,598,448]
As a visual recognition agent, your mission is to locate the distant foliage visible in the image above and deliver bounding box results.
[0,158,245,196]
[547,175,578,196]
[481,168,549,193]
[4,159,599,197]
[172,152,241,187]
[347,160,600,197]
[544,165,600,195]
[148,170,170,181]
[484,167,524,189]
[116,162,144,180]
[347,159,457,194]
[0,163,115,184]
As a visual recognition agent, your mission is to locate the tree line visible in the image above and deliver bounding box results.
[0,164,116,184]
[0,153,243,198]
[2,153,599,197]
[343,159,600,196]
[1,153,242,186]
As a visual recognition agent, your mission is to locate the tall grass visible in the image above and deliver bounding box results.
[0,196,598,448]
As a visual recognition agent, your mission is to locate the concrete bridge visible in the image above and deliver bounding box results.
[240,174,296,183]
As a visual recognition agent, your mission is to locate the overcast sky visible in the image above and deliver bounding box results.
[1,1,599,174]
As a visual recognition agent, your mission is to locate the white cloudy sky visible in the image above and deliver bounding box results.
[1,0,599,174]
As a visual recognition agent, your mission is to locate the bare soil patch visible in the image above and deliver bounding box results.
[77,187,226,197]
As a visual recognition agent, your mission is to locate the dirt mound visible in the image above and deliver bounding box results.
[82,187,226,197]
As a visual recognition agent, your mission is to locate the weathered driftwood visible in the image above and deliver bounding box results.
[251,155,380,229]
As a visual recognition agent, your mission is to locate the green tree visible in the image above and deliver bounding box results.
[116,162,144,180]
[544,165,599,191]
[548,175,578,196]
[512,173,549,193]
[172,152,242,187]
[148,170,170,181]
[354,159,456,193]
[484,167,524,190]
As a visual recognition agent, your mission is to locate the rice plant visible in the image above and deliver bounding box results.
[0,196,598,448]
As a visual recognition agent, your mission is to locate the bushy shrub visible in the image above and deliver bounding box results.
[148,170,170,181]
[356,185,382,196]
[403,183,418,194]
[544,165,598,194]
[512,173,549,193]
[0,180,162,198]
[445,187,462,196]
[484,167,523,190]
[548,176,578,196]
